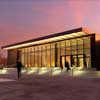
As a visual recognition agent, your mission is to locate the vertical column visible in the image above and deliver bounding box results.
[64,41,66,66]
[83,38,87,68]
[55,43,57,67]
[76,39,79,67]
[50,43,51,67]
[24,48,26,67]
[34,47,35,67]
[37,46,39,67]
[41,46,42,67]
[45,46,47,67]
[23,49,25,67]
[25,48,28,67]
[60,42,62,67]
[29,48,31,67]
[90,34,95,68]
[70,40,73,67]
[65,41,66,56]
[30,47,32,67]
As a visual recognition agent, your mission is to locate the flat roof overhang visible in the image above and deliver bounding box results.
[2,27,91,50]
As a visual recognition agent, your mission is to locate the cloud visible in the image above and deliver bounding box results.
[1,0,100,46]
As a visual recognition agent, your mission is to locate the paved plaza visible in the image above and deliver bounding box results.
[0,69,100,100]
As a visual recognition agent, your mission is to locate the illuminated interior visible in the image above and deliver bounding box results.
[17,35,92,69]
[3,29,95,70]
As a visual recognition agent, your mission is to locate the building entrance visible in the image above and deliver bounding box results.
[60,54,86,69]
[60,56,71,69]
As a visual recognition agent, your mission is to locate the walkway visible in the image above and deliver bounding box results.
[0,68,100,100]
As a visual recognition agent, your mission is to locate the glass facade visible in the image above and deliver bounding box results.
[19,35,92,69]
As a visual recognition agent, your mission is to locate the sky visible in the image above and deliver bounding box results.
[0,0,100,47]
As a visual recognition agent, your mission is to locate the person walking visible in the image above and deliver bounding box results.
[16,60,23,80]
[65,61,70,72]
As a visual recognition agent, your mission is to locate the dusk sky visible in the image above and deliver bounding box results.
[0,0,100,46]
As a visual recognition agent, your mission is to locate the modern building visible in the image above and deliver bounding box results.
[2,27,97,70]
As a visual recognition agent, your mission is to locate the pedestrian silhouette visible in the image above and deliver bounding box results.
[16,60,23,80]
[65,61,70,71]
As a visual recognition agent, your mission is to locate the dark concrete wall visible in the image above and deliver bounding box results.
[90,34,96,68]
[95,41,100,70]
[7,49,17,67]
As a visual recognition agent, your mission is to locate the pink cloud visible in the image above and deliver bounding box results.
[1,0,100,46]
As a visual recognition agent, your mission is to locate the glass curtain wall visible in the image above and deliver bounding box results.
[20,35,91,68]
